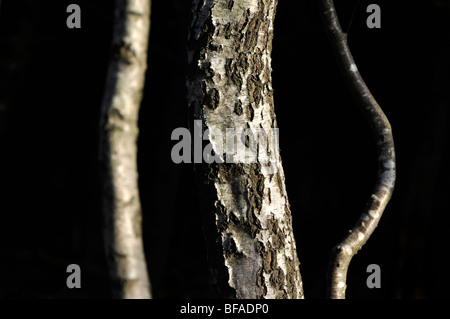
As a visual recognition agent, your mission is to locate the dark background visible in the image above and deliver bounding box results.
[0,0,448,298]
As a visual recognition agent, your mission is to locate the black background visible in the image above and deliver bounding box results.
[0,0,449,299]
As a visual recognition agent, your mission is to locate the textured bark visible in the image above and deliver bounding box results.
[187,0,304,299]
[99,0,151,299]
[319,0,396,299]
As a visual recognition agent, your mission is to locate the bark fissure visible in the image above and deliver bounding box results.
[187,0,303,299]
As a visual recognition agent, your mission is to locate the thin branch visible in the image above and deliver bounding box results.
[319,0,396,299]
[345,0,361,34]
[99,0,152,299]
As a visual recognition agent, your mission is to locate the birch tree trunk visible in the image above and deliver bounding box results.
[99,0,151,299]
[186,0,304,299]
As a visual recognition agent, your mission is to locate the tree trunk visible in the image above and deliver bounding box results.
[186,0,304,299]
[99,0,151,299]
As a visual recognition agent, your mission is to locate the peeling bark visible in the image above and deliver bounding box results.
[319,0,396,299]
[99,0,151,299]
[187,0,303,299]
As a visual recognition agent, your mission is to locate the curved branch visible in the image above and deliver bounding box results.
[319,0,396,299]
[99,0,152,298]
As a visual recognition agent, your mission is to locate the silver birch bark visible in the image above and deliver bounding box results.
[187,0,304,299]
[99,0,151,299]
